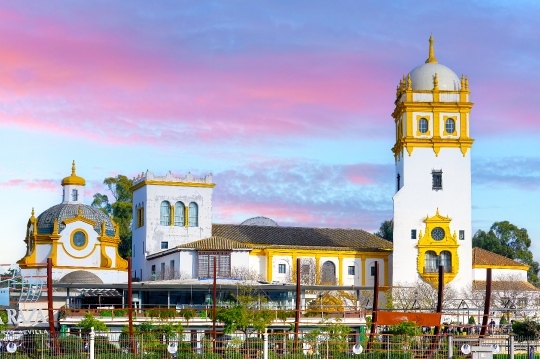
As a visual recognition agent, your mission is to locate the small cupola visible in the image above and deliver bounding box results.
[61,161,85,203]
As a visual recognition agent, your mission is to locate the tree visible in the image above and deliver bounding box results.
[473,221,540,285]
[215,305,273,340]
[77,313,108,332]
[375,219,393,242]
[92,175,133,258]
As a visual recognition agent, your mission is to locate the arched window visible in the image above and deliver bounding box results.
[321,261,336,285]
[439,251,452,273]
[445,118,455,134]
[188,202,198,227]
[418,118,429,133]
[160,201,171,226]
[424,251,438,273]
[174,201,185,226]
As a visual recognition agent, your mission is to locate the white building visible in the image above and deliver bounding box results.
[17,162,127,284]
[391,36,474,289]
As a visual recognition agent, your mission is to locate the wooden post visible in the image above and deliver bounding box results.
[367,261,379,351]
[212,257,217,351]
[47,258,59,354]
[294,257,301,349]
[128,257,136,354]
[480,268,492,337]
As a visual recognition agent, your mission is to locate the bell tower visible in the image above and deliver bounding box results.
[391,37,474,289]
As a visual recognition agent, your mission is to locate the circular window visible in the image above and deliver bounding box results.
[72,231,87,248]
[431,227,445,241]
[445,118,455,134]
[418,118,429,133]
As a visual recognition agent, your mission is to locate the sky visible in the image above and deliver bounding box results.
[0,1,539,265]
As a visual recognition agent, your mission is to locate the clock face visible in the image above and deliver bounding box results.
[431,227,445,241]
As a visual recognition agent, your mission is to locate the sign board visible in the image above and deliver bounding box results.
[376,311,442,326]
[0,309,48,327]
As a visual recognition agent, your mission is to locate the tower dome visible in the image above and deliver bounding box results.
[409,36,461,91]
[61,161,86,186]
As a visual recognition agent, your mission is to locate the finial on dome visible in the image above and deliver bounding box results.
[465,75,469,90]
[31,207,35,217]
[71,160,76,175]
[461,74,465,89]
[433,73,439,90]
[407,74,412,90]
[425,35,438,64]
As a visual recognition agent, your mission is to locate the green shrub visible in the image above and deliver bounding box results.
[57,335,84,354]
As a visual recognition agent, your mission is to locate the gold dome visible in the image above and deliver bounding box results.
[61,161,86,186]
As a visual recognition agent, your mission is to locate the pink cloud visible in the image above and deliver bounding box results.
[0,179,58,191]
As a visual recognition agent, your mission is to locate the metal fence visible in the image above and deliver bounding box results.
[0,329,538,359]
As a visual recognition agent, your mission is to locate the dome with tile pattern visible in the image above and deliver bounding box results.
[36,203,115,236]
[58,270,104,284]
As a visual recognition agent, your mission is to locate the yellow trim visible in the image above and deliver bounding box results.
[63,208,97,227]
[443,115,457,136]
[116,253,128,270]
[473,264,529,270]
[61,160,86,186]
[384,258,389,286]
[417,209,459,286]
[361,257,366,286]
[131,180,215,192]
[170,204,174,227]
[415,116,431,137]
[338,256,343,286]
[60,242,97,259]
[249,249,266,256]
[19,265,128,271]
[266,252,273,282]
[100,243,113,268]
[184,206,188,227]
[70,228,90,251]
[315,256,321,284]
[425,36,438,64]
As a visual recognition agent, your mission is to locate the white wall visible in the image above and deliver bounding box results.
[393,145,472,290]
[472,267,528,282]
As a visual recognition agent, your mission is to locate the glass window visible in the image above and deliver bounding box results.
[432,170,442,191]
[397,174,401,190]
[71,189,78,201]
[440,251,452,273]
[370,266,376,276]
[160,201,171,225]
[424,251,437,273]
[197,251,231,278]
[161,241,168,249]
[151,265,156,274]
[72,231,86,248]
[174,201,185,226]
[459,230,465,240]
[137,207,144,228]
[278,264,286,274]
[348,266,355,275]
[188,202,198,227]
[411,229,417,239]
[418,118,429,133]
[445,118,455,134]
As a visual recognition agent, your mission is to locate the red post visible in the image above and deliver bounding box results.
[47,258,59,354]
[294,257,301,349]
[433,265,445,336]
[480,268,492,337]
[128,257,136,354]
[212,257,217,351]
[367,261,379,351]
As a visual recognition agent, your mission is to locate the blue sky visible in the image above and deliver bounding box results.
[0,1,539,264]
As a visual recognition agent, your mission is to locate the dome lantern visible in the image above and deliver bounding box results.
[61,161,86,186]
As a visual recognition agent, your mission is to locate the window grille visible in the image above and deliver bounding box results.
[72,189,78,201]
[278,264,286,273]
[160,201,171,225]
[418,118,428,133]
[189,202,198,227]
[432,170,443,191]
[348,266,355,275]
[411,229,417,239]
[161,241,168,249]
[445,118,455,134]
[198,251,231,278]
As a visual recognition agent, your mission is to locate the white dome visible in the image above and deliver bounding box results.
[410,63,460,91]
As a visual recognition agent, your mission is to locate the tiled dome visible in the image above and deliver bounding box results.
[36,203,115,236]
[58,270,103,284]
